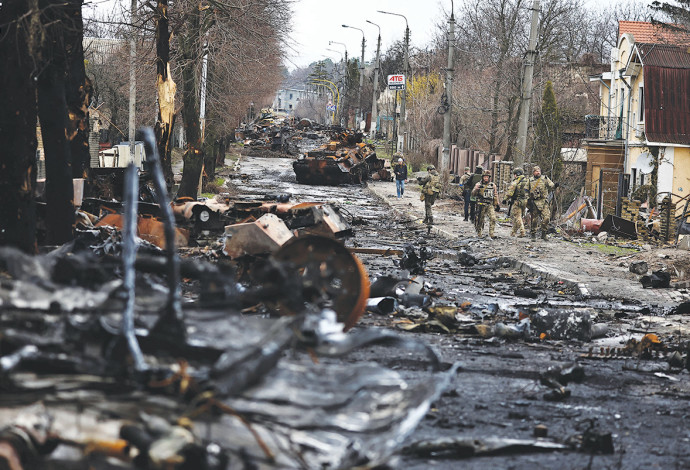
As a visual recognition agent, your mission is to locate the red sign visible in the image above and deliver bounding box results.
[387,74,406,90]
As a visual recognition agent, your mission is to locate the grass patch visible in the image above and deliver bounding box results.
[579,242,638,256]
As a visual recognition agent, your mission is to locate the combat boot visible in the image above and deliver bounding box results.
[541,232,547,240]
[530,232,536,241]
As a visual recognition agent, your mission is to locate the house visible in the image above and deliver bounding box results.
[272,87,319,115]
[585,21,690,217]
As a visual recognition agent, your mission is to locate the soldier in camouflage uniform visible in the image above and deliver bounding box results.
[419,165,442,225]
[503,168,528,237]
[528,165,556,240]
[458,167,472,220]
[472,170,500,238]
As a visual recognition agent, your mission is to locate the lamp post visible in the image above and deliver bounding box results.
[329,41,348,125]
[378,10,409,151]
[342,24,366,130]
[441,1,455,174]
[366,20,381,138]
[326,48,344,85]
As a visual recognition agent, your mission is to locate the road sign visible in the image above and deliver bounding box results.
[326,105,336,112]
[387,74,405,90]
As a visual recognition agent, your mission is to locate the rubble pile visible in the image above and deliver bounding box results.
[0,130,456,470]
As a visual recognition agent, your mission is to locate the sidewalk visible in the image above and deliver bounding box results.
[367,179,688,307]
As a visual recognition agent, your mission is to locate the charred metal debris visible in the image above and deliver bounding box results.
[293,129,391,185]
[0,129,461,470]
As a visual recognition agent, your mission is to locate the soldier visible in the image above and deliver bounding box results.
[458,167,472,221]
[503,168,528,237]
[419,164,442,225]
[528,165,556,240]
[466,166,484,222]
[472,170,500,238]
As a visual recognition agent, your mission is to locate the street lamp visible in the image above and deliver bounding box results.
[366,20,382,138]
[378,10,409,151]
[329,41,348,126]
[326,48,343,82]
[328,40,348,64]
[342,24,366,130]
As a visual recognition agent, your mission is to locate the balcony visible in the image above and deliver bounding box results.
[585,115,624,140]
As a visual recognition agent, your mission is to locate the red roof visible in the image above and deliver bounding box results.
[636,43,690,69]
[619,21,690,45]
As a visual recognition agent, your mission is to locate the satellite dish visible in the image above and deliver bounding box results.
[635,152,654,175]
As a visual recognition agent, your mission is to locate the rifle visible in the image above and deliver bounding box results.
[474,202,486,231]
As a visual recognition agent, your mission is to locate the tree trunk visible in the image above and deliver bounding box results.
[64,0,92,180]
[154,0,176,187]
[0,0,39,253]
[215,137,226,167]
[37,0,78,244]
[177,8,204,198]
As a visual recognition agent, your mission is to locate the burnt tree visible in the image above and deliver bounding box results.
[154,0,176,186]
[0,0,39,253]
[37,0,90,244]
[176,6,204,198]
[64,1,92,180]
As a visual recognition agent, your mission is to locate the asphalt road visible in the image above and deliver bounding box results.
[234,155,690,469]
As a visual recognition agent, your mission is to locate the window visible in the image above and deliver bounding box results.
[638,86,644,122]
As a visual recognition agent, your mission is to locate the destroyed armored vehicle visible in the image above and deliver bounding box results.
[293,131,390,185]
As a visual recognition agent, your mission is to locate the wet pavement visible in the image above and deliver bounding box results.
[231,155,690,469]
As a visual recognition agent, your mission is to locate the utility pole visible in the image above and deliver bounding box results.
[199,40,208,141]
[378,11,409,151]
[128,0,137,157]
[515,0,540,166]
[402,23,409,151]
[342,25,366,130]
[329,41,348,126]
[366,20,382,139]
[441,2,455,173]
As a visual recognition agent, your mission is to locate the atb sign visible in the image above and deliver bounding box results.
[387,74,405,91]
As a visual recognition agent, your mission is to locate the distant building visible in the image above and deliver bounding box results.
[273,88,318,115]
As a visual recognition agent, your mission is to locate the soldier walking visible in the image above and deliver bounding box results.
[458,167,472,220]
[419,165,442,225]
[466,166,484,222]
[472,170,499,238]
[528,165,556,240]
[503,168,528,237]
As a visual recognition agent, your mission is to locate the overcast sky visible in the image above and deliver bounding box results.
[286,0,449,70]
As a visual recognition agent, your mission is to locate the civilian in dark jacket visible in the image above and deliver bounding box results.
[393,156,408,198]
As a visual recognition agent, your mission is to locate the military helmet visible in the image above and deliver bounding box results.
[482,170,492,177]
[513,168,523,176]
[427,164,436,171]
[475,166,484,173]
[465,166,470,171]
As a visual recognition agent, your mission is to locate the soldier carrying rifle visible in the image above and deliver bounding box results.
[527,166,558,241]
[502,168,529,237]
[472,170,500,239]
